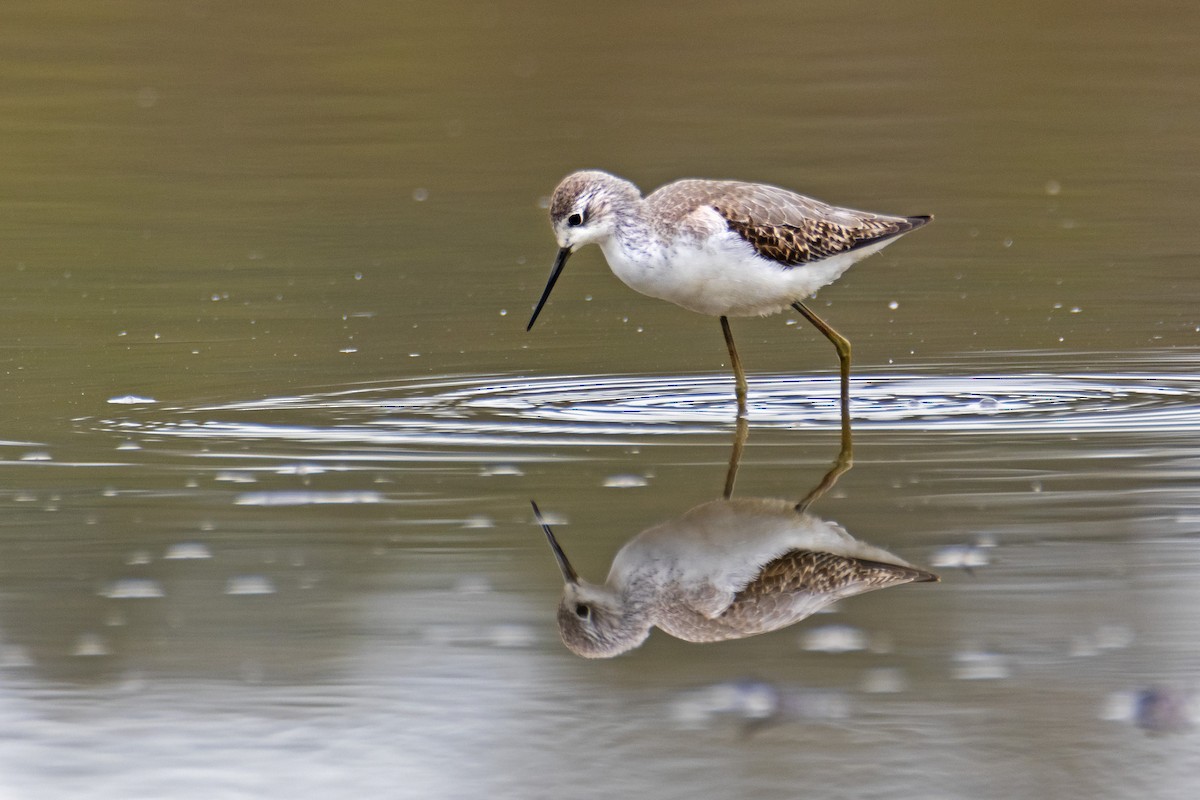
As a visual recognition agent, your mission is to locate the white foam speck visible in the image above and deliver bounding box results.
[225,575,276,595]
[930,544,990,570]
[104,578,165,599]
[481,465,524,477]
[164,542,212,560]
[800,624,866,653]
[72,633,111,657]
[488,624,537,648]
[215,471,257,484]
[603,474,648,488]
[107,395,157,405]
[951,646,1010,680]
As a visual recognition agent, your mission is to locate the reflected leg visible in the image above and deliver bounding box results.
[795,432,853,513]
[723,416,749,500]
[720,316,748,419]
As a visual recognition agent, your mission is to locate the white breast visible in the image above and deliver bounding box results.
[599,212,884,317]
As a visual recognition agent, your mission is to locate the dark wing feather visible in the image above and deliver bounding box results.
[716,206,931,267]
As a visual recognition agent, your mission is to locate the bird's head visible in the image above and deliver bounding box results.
[527,171,641,331]
[532,501,651,658]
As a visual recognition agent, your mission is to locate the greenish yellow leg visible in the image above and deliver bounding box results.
[720,315,748,419]
[790,299,854,511]
[791,300,852,445]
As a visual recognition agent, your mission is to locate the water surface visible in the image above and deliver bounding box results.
[2,2,1199,798]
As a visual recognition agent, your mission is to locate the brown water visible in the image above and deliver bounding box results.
[2,1,1199,797]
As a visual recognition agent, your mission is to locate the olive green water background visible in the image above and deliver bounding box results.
[2,2,1199,798]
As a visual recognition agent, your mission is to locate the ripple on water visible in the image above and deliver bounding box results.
[94,372,1200,451]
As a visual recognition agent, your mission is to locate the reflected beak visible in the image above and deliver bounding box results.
[531,500,578,584]
[526,247,572,331]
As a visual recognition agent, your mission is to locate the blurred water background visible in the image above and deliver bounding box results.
[1,1,1199,797]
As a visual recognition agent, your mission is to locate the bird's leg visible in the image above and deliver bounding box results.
[723,415,749,500]
[790,299,854,512]
[720,316,748,418]
[791,300,852,443]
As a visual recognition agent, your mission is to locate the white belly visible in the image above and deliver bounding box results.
[600,232,889,317]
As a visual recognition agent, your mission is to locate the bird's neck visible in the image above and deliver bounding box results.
[612,563,673,623]
[601,205,667,271]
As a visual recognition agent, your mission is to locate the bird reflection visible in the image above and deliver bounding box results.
[536,423,938,658]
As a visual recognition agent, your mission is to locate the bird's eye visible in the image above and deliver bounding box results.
[574,603,590,619]
[567,212,584,227]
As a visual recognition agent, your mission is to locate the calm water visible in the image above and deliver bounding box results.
[2,2,1199,798]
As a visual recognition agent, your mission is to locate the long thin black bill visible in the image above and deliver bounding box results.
[531,500,578,584]
[526,247,572,331]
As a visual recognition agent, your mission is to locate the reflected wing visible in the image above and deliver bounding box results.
[717,550,938,632]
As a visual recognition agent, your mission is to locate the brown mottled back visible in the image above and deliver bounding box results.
[641,178,929,265]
